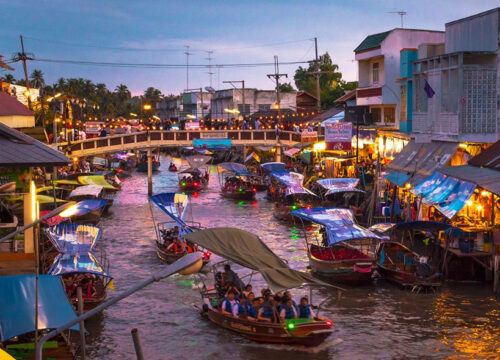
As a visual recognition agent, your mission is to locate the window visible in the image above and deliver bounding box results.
[372,63,379,84]
[258,104,271,111]
[384,107,395,124]
[237,104,251,115]
[371,108,381,123]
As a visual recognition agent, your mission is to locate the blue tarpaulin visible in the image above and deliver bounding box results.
[45,223,101,254]
[0,275,81,341]
[270,171,316,197]
[218,162,251,176]
[193,138,231,150]
[384,171,412,187]
[261,162,286,173]
[60,199,107,218]
[317,178,365,196]
[49,252,110,277]
[150,192,189,222]
[291,207,382,245]
[412,171,476,219]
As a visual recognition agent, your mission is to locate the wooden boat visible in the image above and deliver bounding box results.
[155,239,210,267]
[137,153,160,172]
[218,162,256,201]
[68,185,113,214]
[168,163,178,172]
[292,207,382,285]
[185,227,342,347]
[315,178,366,210]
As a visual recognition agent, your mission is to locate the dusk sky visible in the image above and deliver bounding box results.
[1,0,498,95]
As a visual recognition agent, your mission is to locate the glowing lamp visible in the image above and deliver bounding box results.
[182,182,186,186]
[73,157,78,162]
[287,323,295,330]
[466,200,472,206]
[325,320,333,327]
[194,182,199,187]
[60,204,79,218]
[291,204,297,210]
[238,188,243,192]
[476,205,483,211]
[481,190,489,197]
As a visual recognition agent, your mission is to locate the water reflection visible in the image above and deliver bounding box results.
[85,156,499,360]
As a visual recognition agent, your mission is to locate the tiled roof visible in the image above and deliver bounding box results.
[354,30,392,52]
[0,122,69,167]
[0,92,33,116]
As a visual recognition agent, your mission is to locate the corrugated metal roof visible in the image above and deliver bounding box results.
[334,90,356,104]
[354,30,392,52]
[438,165,500,196]
[0,122,69,167]
[468,140,500,170]
[0,92,33,116]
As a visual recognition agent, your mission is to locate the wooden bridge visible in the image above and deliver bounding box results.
[60,129,314,157]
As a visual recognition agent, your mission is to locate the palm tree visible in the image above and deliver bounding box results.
[55,78,66,92]
[30,69,45,89]
[143,87,162,108]
[115,84,131,102]
[1,73,15,84]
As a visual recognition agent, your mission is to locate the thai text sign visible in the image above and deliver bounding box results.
[200,131,228,139]
[301,130,317,142]
[325,122,352,150]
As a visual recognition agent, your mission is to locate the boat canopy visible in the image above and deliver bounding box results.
[49,252,110,277]
[69,185,104,198]
[291,207,383,245]
[0,274,81,341]
[368,223,396,235]
[55,179,81,186]
[36,186,65,193]
[45,223,101,254]
[393,220,452,232]
[271,171,317,197]
[179,167,202,175]
[78,175,118,190]
[261,162,286,173]
[284,148,301,157]
[411,171,476,219]
[7,194,66,204]
[185,227,341,292]
[59,199,107,218]
[150,192,189,223]
[244,152,260,163]
[317,178,365,196]
[186,155,211,169]
[218,162,251,176]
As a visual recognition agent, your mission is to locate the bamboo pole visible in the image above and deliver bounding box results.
[131,328,145,360]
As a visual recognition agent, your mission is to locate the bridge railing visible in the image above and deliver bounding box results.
[59,130,321,155]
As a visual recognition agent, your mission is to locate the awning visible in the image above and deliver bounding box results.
[412,172,476,219]
[184,227,342,292]
[78,175,118,190]
[49,252,110,277]
[218,162,251,176]
[0,275,81,341]
[270,171,316,197]
[284,148,301,157]
[59,199,107,218]
[321,111,344,127]
[437,165,500,196]
[244,152,260,163]
[55,179,81,186]
[291,207,382,245]
[69,185,103,198]
[261,162,286,173]
[316,178,364,196]
[45,223,101,254]
[385,140,458,186]
[150,192,189,223]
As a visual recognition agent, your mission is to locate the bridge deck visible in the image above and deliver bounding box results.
[61,130,319,157]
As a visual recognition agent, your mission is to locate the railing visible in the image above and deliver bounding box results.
[58,130,319,156]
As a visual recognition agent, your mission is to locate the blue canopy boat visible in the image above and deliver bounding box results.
[292,207,383,285]
[0,274,81,359]
[60,198,108,225]
[217,162,257,200]
[316,178,366,210]
[45,223,111,310]
[150,193,211,266]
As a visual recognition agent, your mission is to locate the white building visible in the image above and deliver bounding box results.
[354,28,445,128]
[412,8,500,143]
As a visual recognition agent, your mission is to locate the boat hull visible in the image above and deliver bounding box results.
[202,307,332,347]
[221,189,256,200]
[137,163,159,172]
[156,245,209,268]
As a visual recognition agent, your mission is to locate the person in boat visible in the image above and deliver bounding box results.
[223,264,244,292]
[225,282,241,299]
[63,275,77,297]
[280,298,298,322]
[245,298,259,321]
[242,284,252,298]
[185,240,197,253]
[298,297,313,319]
[221,290,239,317]
[167,238,185,253]
[257,294,277,323]
[79,274,97,299]
[284,291,298,310]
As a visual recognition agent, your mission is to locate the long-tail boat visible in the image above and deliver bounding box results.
[185,227,343,347]
[150,193,211,266]
[217,162,257,200]
[178,155,211,192]
[292,208,383,285]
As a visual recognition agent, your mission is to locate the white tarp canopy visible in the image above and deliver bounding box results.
[321,111,344,127]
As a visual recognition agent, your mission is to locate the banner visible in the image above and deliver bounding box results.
[200,131,228,139]
[325,122,352,151]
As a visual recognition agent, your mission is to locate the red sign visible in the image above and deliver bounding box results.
[326,142,351,151]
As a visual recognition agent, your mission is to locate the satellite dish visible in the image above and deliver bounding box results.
[205,86,216,94]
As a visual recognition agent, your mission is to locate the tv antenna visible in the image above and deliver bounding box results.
[389,11,407,28]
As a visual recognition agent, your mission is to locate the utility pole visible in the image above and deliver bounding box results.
[185,45,191,90]
[19,35,33,110]
[222,80,245,116]
[266,56,287,116]
[307,38,332,116]
[205,50,214,87]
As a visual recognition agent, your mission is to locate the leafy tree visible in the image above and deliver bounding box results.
[1,73,15,83]
[294,52,350,109]
[278,82,294,92]
[30,69,45,89]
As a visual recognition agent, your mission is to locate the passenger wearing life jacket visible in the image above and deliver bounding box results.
[280,298,298,322]
[221,290,239,317]
[257,294,276,323]
[298,297,313,319]
[246,298,259,321]
[167,238,184,253]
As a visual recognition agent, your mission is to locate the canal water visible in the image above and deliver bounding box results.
[86,157,499,360]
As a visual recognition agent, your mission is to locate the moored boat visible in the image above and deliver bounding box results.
[185,227,342,347]
[218,162,256,201]
[292,207,383,285]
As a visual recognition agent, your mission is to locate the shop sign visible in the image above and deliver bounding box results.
[325,122,352,150]
[200,131,228,139]
[301,130,317,141]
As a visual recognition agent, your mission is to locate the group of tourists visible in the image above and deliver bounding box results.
[217,265,313,323]
[62,273,98,299]
[160,226,197,254]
